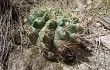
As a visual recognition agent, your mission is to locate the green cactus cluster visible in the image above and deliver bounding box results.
[27,8,83,61]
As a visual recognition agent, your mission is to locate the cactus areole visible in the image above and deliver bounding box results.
[27,8,83,62]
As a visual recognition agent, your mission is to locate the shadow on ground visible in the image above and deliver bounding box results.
[63,43,93,65]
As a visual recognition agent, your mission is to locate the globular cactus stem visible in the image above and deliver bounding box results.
[26,8,83,61]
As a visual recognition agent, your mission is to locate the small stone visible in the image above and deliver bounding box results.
[100,34,110,50]
[96,23,101,27]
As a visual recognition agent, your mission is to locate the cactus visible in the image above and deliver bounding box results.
[28,10,46,25]
[32,17,45,29]
[54,26,66,40]
[26,8,83,61]
[45,20,57,29]
[56,16,66,26]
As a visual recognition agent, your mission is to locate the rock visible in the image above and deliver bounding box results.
[62,66,71,70]
[100,34,110,50]
[96,23,101,27]
[0,64,3,70]
[8,48,32,70]
[76,0,92,12]
[99,15,110,30]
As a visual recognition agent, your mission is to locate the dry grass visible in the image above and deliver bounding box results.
[0,0,33,69]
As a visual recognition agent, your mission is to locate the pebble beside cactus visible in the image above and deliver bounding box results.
[27,8,83,61]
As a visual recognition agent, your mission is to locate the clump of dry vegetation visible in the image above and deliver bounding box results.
[0,0,33,69]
